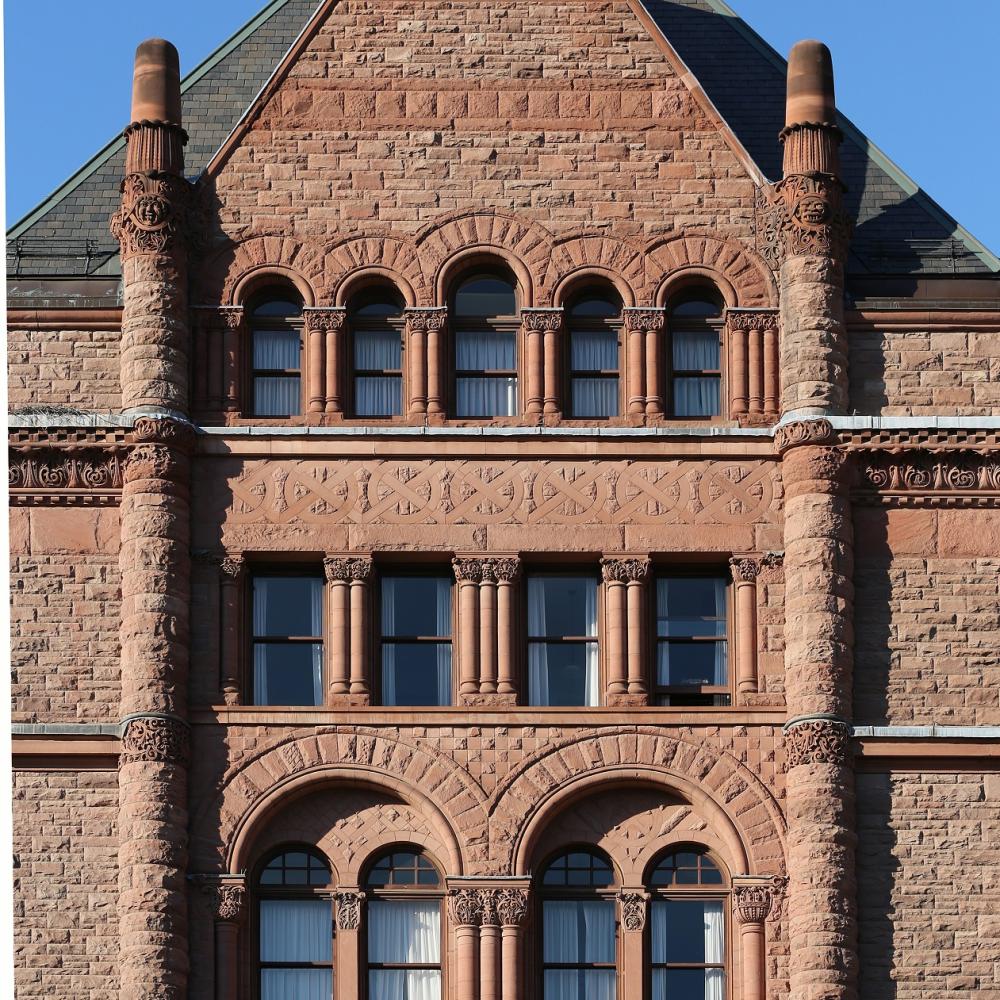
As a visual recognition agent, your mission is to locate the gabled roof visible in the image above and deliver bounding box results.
[8,0,997,279]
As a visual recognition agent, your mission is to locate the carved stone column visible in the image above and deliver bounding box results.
[618,891,647,998]
[729,556,760,697]
[414,306,448,418]
[602,556,650,701]
[479,890,500,1000]
[777,417,856,1000]
[218,555,244,705]
[191,306,242,413]
[494,558,520,700]
[404,308,433,418]
[496,888,529,1000]
[522,308,562,417]
[203,880,246,1000]
[733,878,781,1000]
[623,308,662,418]
[335,889,364,1000]
[479,564,499,695]
[450,889,482,1000]
[323,557,372,703]
[726,309,780,424]
[601,559,628,698]
[304,307,345,416]
[453,558,483,701]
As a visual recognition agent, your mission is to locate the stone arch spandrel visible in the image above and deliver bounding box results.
[193,726,489,876]
[644,232,777,307]
[545,233,645,305]
[490,729,785,879]
[323,233,430,307]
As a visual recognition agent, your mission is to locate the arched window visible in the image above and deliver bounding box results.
[249,290,304,416]
[566,288,622,418]
[647,848,726,1000]
[540,849,617,1000]
[256,847,333,999]
[667,289,723,418]
[451,270,519,417]
[365,849,443,1000]
[350,288,405,417]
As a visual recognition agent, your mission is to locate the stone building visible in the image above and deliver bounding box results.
[8,2,1000,999]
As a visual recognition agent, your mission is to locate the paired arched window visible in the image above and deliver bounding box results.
[366,849,444,1000]
[451,270,519,417]
[257,848,333,998]
[349,288,405,417]
[666,289,723,418]
[566,288,622,418]
[249,290,305,417]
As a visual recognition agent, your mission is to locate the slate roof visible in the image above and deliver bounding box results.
[7,0,997,279]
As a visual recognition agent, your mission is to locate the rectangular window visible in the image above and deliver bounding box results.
[380,575,453,706]
[542,899,616,1000]
[354,327,403,417]
[655,576,728,706]
[368,900,442,1000]
[570,328,619,418]
[253,328,302,417]
[528,575,599,707]
[650,900,724,1000]
[252,575,323,706]
[671,330,721,418]
[455,328,518,417]
[259,898,333,1000]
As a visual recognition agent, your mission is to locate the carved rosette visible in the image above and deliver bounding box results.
[120,715,190,767]
[449,889,482,927]
[323,556,374,583]
[495,888,529,927]
[784,719,851,769]
[405,308,448,332]
[618,892,647,932]
[757,172,852,263]
[336,890,365,930]
[623,308,666,334]
[774,418,835,454]
[304,307,347,333]
[205,883,247,924]
[601,557,651,583]
[452,557,484,583]
[521,308,563,332]
[111,172,193,260]
[729,556,761,583]
[732,883,773,924]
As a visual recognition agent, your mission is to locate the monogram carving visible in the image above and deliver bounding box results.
[733,882,773,924]
[231,460,780,528]
[774,418,835,453]
[858,452,1000,498]
[111,172,192,259]
[495,888,529,926]
[9,449,125,493]
[336,890,365,930]
[120,716,190,767]
[784,719,850,768]
[623,308,665,333]
[324,556,374,583]
[618,892,647,932]
[521,309,563,332]
[449,889,481,926]
[305,308,346,333]
[601,557,651,583]
[405,308,448,332]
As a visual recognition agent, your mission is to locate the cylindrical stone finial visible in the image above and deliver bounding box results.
[785,39,835,127]
[131,38,182,125]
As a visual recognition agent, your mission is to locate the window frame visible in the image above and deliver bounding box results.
[665,292,724,420]
[348,288,406,419]
[246,291,306,418]
[564,287,624,420]
[652,569,731,707]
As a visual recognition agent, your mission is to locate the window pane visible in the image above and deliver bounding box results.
[368,900,441,964]
[542,851,613,888]
[254,377,301,416]
[657,642,727,688]
[529,642,597,707]
[355,329,402,370]
[651,900,723,965]
[370,969,442,1000]
[570,329,618,371]
[261,969,332,1000]
[254,329,301,369]
[670,295,722,319]
[528,577,598,638]
[253,299,302,318]
[253,643,323,706]
[382,577,451,638]
[543,900,616,964]
[569,295,621,319]
[456,329,516,369]
[254,577,323,637]
[260,899,331,963]
[356,376,402,416]
[382,643,452,707]
[454,275,517,316]
[651,968,724,1000]
[354,298,404,318]
[657,579,726,637]
[456,377,517,417]
[673,376,720,418]
[544,969,616,1000]
[571,378,618,418]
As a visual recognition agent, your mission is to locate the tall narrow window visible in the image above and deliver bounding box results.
[252,574,324,706]
[528,575,599,706]
[350,289,405,417]
[251,293,304,416]
[452,271,518,417]
[655,575,728,706]
[380,574,453,706]
[567,289,622,418]
[541,849,617,1000]
[648,849,726,1000]
[366,850,443,1000]
[257,848,333,1000]
[667,291,723,418]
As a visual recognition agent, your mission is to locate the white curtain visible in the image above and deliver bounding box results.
[673,377,720,418]
[704,902,725,1000]
[369,969,441,1000]
[456,376,517,417]
[356,376,402,416]
[254,376,301,416]
[261,969,332,1000]
[543,969,616,1000]
[672,329,720,417]
[570,329,618,370]
[254,329,300,369]
[260,898,332,999]
[543,901,616,1000]
[355,329,401,369]
[456,329,517,416]
[456,329,515,369]
[528,578,597,707]
[368,900,441,1000]
[571,378,618,418]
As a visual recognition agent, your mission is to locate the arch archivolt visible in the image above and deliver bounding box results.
[545,233,645,305]
[322,234,429,307]
[199,233,325,306]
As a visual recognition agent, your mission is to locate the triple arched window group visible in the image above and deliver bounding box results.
[256,843,727,1000]
[245,268,724,420]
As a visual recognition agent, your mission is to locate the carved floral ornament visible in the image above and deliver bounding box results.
[9,448,126,493]
[521,308,564,332]
[304,307,346,333]
[858,452,1000,499]
[111,172,193,260]
[753,172,852,265]
[202,882,247,924]
[783,718,850,769]
[725,308,779,333]
[732,876,786,924]
[323,556,374,583]
[336,890,365,930]
[448,889,482,927]
[728,556,761,583]
[120,715,191,767]
[618,892,647,932]
[454,557,521,583]
[623,308,666,333]
[773,418,835,454]
[600,557,651,583]
[405,308,448,332]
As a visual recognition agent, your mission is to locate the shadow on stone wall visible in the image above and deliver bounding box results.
[853,507,893,725]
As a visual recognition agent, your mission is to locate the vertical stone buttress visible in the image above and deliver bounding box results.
[111,39,194,1000]
[773,42,857,1000]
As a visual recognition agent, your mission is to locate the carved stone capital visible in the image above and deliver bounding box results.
[726,308,779,333]
[217,306,245,331]
[452,557,484,583]
[732,882,773,924]
[784,718,851,769]
[774,418,835,454]
[324,556,373,583]
[203,882,247,924]
[120,715,190,767]
[618,892,647,932]
[336,890,365,930]
[495,887,529,927]
[219,555,245,583]
[304,307,346,333]
[449,888,481,926]
[729,556,761,583]
[488,557,521,583]
[111,172,193,261]
[478,889,499,926]
[601,557,651,583]
[131,416,196,451]
[405,307,448,332]
[623,307,665,333]
[521,308,563,332]
[756,172,852,263]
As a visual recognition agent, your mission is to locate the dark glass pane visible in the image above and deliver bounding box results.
[454,274,517,316]
[528,577,597,637]
[670,294,722,319]
[657,578,725,636]
[286,852,307,868]
[253,643,321,706]
[675,852,698,867]
[702,866,724,884]
[310,867,330,885]
[531,643,593,706]
[655,968,712,1000]
[455,376,517,417]
[285,868,307,884]
[259,869,281,885]
[659,692,731,707]
[568,293,621,318]
[367,868,389,887]
[657,642,726,688]
[418,868,439,885]
[352,294,403,318]
[662,901,710,963]
[252,298,302,317]
[253,329,301,369]
[254,577,323,637]
[395,867,415,885]
[381,643,452,706]
[382,577,451,638]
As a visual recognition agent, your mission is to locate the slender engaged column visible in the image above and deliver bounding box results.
[601,559,628,697]
[733,879,780,1000]
[404,309,431,417]
[748,326,763,414]
[618,892,647,1000]
[542,323,562,416]
[496,888,529,1000]
[422,307,448,417]
[303,308,344,416]
[726,310,778,423]
[218,556,244,705]
[625,562,649,696]
[479,566,498,694]
[204,882,245,1000]
[479,891,500,1000]
[522,309,561,417]
[453,559,483,698]
[729,557,761,696]
[218,307,244,412]
[450,891,481,1000]
[729,318,748,417]
[763,324,779,415]
[335,890,364,1000]
[324,557,353,696]
[345,557,373,699]
[644,326,663,416]
[623,309,648,416]
[494,558,520,698]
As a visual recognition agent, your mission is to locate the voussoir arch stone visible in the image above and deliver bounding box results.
[322,233,430,307]
[544,233,645,305]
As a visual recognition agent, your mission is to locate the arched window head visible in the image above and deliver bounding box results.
[256,848,333,998]
[451,269,519,417]
[365,849,443,1000]
[566,286,622,419]
[540,849,617,999]
[249,287,304,417]
[647,847,726,1000]
[349,287,405,417]
[667,287,723,419]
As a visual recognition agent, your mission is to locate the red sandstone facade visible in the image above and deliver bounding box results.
[9,4,1000,1000]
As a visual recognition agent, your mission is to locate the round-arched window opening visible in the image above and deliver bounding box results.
[566,286,622,418]
[667,286,723,418]
[348,287,406,418]
[248,288,304,417]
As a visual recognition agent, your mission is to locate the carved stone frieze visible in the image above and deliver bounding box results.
[405,307,448,332]
[336,890,365,930]
[774,418,835,454]
[783,719,850,769]
[304,307,347,333]
[601,557,651,583]
[521,308,563,332]
[618,892,647,932]
[9,448,126,493]
[323,556,374,583]
[449,889,481,926]
[857,451,1000,503]
[120,715,190,767]
[495,888,529,927]
[111,172,193,260]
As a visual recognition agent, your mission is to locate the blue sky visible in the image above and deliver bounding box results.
[4,0,998,256]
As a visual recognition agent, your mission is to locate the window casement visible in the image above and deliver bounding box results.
[251,572,324,706]
[647,848,727,1000]
[540,849,618,1000]
[249,293,305,417]
[349,289,406,417]
[256,848,334,999]
[566,288,623,419]
[378,573,454,706]
[654,573,729,707]
[527,573,600,707]
[365,849,444,1000]
[451,270,519,417]
[666,291,724,418]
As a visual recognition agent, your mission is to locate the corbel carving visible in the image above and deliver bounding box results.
[336,890,365,930]
[120,715,190,767]
[755,172,852,264]
[726,309,778,332]
[728,556,761,583]
[203,882,247,924]
[618,892,647,932]
[783,718,851,769]
[774,418,835,454]
[219,555,246,582]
